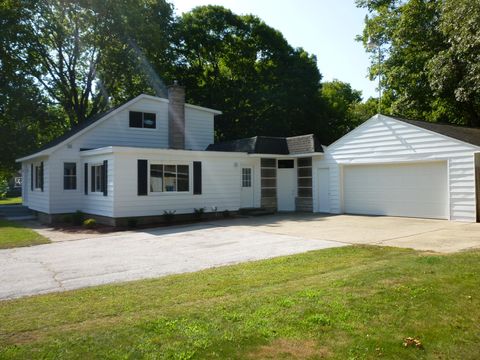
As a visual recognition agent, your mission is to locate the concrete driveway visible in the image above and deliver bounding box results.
[1,213,479,300]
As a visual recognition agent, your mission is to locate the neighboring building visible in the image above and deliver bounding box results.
[17,86,480,224]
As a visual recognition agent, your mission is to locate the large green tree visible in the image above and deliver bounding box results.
[174,6,323,140]
[357,0,480,126]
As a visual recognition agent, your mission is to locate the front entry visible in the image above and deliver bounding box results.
[277,160,296,211]
[240,167,254,208]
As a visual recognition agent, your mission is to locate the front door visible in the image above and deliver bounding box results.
[277,160,296,211]
[240,167,254,208]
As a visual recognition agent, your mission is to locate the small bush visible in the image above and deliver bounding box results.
[222,210,231,218]
[194,207,205,220]
[72,210,84,226]
[0,179,8,199]
[62,215,72,224]
[163,210,176,224]
[127,218,138,229]
[83,218,96,229]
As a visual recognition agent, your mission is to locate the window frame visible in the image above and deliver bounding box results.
[242,167,252,188]
[149,163,190,194]
[63,162,77,190]
[129,111,157,129]
[91,164,105,193]
[34,163,42,191]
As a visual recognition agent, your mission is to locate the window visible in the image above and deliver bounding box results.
[63,163,77,190]
[242,168,252,188]
[278,160,294,168]
[129,111,156,129]
[91,164,104,192]
[34,164,42,189]
[150,164,189,192]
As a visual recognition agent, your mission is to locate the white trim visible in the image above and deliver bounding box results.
[80,146,249,158]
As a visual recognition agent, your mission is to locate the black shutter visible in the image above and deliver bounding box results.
[84,163,88,195]
[40,162,44,192]
[103,160,108,196]
[30,164,33,191]
[91,166,95,192]
[193,161,202,195]
[138,159,148,196]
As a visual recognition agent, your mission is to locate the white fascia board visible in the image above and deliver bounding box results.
[247,152,324,158]
[16,152,50,163]
[81,146,249,158]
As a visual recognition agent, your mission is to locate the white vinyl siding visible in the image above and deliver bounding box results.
[323,115,479,222]
[185,107,214,151]
[23,159,49,213]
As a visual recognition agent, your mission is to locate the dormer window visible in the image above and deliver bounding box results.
[129,111,156,129]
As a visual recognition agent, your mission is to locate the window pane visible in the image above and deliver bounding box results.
[64,163,76,176]
[150,165,163,192]
[298,167,312,177]
[278,160,294,168]
[177,165,189,191]
[129,111,143,128]
[297,157,312,167]
[143,113,156,128]
[164,165,176,191]
[242,168,251,187]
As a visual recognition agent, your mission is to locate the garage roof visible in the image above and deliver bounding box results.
[392,116,480,147]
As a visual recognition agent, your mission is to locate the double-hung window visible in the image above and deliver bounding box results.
[63,162,77,190]
[129,111,156,129]
[34,164,42,190]
[91,164,104,192]
[150,164,189,192]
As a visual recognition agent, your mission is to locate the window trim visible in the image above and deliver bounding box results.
[63,162,77,191]
[241,167,252,188]
[129,111,157,129]
[149,162,191,195]
[90,163,105,194]
[34,163,42,191]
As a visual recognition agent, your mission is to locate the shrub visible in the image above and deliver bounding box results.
[0,179,8,199]
[83,218,96,229]
[222,210,231,218]
[62,214,73,224]
[72,210,84,226]
[163,210,176,224]
[127,218,138,229]
[194,207,205,220]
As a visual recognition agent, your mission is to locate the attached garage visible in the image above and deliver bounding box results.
[343,161,448,219]
[319,114,480,222]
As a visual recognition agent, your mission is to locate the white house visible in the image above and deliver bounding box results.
[17,85,480,224]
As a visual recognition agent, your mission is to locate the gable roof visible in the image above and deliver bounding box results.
[206,134,323,155]
[17,94,222,162]
[390,116,480,147]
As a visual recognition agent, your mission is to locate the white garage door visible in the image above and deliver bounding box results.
[343,161,448,219]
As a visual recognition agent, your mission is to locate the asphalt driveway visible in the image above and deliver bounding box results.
[1,213,479,300]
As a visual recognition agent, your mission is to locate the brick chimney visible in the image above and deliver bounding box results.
[168,81,185,149]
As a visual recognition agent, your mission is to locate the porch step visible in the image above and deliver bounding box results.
[239,207,275,216]
[0,205,35,221]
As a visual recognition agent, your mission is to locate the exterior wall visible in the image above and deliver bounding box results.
[185,107,215,151]
[322,115,479,222]
[22,158,50,213]
[112,149,250,217]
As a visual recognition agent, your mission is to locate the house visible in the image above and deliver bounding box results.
[17,85,480,224]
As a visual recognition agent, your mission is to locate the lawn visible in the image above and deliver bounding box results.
[0,219,49,249]
[0,246,479,359]
[0,197,22,205]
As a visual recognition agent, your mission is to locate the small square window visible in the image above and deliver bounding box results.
[129,111,156,128]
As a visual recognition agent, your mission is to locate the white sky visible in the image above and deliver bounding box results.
[170,0,377,99]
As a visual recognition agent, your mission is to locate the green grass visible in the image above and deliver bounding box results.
[0,219,49,249]
[0,197,22,205]
[0,246,479,359]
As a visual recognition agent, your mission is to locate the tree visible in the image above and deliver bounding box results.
[356,0,480,126]
[175,6,324,140]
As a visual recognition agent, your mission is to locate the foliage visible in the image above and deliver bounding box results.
[356,0,480,126]
[0,179,8,199]
[82,218,96,229]
[0,219,50,249]
[1,246,480,357]
[163,210,176,223]
[127,218,138,229]
[71,210,84,226]
[222,209,231,218]
[193,207,205,219]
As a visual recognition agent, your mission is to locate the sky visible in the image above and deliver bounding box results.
[170,0,378,99]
